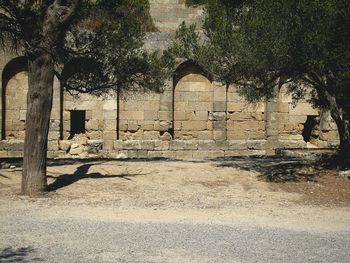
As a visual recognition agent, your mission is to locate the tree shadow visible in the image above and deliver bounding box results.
[0,247,41,262]
[47,163,146,191]
[211,155,327,183]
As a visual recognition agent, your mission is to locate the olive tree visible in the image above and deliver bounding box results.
[0,0,167,195]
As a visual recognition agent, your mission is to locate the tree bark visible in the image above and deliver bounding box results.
[20,0,81,196]
[327,94,350,159]
[21,52,54,196]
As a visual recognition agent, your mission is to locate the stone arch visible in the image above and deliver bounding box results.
[173,61,214,140]
[1,56,28,140]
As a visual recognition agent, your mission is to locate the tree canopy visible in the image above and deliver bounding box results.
[172,0,350,156]
[0,0,169,195]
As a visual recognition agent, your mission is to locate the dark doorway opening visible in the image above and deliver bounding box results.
[69,110,85,139]
[302,115,317,142]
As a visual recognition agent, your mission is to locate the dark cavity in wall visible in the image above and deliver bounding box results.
[69,110,85,139]
[302,115,318,142]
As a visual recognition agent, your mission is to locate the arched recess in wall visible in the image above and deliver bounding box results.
[172,61,214,140]
[1,56,28,140]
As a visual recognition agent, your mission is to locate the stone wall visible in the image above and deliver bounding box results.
[0,1,340,160]
[149,0,204,32]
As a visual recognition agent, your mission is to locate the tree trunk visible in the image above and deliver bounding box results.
[328,98,350,159]
[21,52,54,196]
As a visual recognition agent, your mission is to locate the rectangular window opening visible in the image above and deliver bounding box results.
[69,110,85,139]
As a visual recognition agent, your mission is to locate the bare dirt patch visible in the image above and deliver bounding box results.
[0,158,349,231]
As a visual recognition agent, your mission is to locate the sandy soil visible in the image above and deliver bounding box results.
[0,158,349,232]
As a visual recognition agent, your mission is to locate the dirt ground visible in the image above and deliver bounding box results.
[0,157,350,232]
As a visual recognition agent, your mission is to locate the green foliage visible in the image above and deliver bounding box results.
[0,0,166,94]
[172,0,350,153]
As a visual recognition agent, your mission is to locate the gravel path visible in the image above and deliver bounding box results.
[1,158,349,262]
[0,208,349,263]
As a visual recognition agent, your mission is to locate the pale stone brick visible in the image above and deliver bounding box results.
[182,121,207,131]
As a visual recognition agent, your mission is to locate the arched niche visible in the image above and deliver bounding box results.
[173,61,214,140]
[1,57,61,141]
[1,57,28,140]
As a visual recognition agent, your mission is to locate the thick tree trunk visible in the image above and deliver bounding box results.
[21,52,54,196]
[328,99,350,159]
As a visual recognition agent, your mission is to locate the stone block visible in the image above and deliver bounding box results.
[197,131,213,140]
[229,112,251,121]
[120,111,144,120]
[144,111,158,121]
[144,131,160,140]
[69,143,84,155]
[48,141,59,151]
[228,140,248,150]
[19,110,26,121]
[175,150,193,159]
[155,140,170,151]
[159,121,171,131]
[213,102,226,112]
[182,121,207,131]
[87,140,103,153]
[103,131,117,140]
[92,110,104,120]
[103,100,117,110]
[159,111,172,121]
[103,140,114,151]
[3,140,24,151]
[247,140,266,150]
[170,140,198,150]
[59,140,71,151]
[86,120,99,131]
[198,140,216,150]
[127,122,139,132]
[140,141,155,150]
[0,151,8,158]
[86,131,103,140]
[213,130,226,141]
[104,110,117,120]
[161,132,172,141]
[174,111,186,121]
[289,103,318,116]
[137,150,148,158]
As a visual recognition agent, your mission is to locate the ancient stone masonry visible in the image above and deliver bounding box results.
[0,1,340,159]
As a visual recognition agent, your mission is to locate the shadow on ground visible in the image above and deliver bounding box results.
[0,247,41,262]
[47,163,147,191]
[211,155,340,183]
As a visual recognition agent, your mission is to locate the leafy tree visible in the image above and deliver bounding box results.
[174,0,350,157]
[0,0,167,196]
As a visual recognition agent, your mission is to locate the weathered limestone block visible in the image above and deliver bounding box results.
[87,140,103,153]
[279,140,307,148]
[2,140,24,151]
[228,140,248,150]
[140,141,155,151]
[144,111,158,121]
[103,131,117,140]
[120,111,144,120]
[170,140,199,150]
[289,103,318,116]
[127,122,139,132]
[198,140,216,150]
[69,143,84,155]
[182,121,207,131]
[247,140,266,150]
[154,140,170,151]
[48,141,59,151]
[143,131,160,140]
[59,140,71,151]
